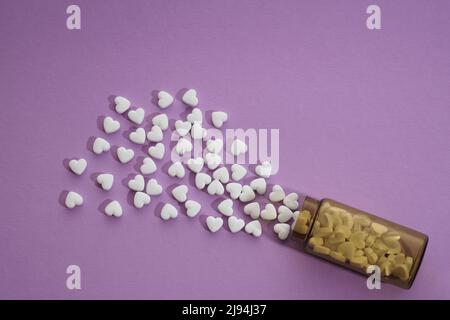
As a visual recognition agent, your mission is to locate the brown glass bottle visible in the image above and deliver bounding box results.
[291,197,428,289]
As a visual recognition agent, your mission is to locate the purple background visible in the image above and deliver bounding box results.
[1,0,449,299]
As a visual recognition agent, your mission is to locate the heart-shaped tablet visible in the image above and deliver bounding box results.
[172,185,188,202]
[204,152,221,170]
[191,122,206,140]
[160,203,178,220]
[127,108,145,125]
[148,143,165,160]
[68,158,87,175]
[260,203,277,220]
[114,96,130,114]
[157,91,174,109]
[146,178,163,195]
[250,177,266,195]
[213,167,229,184]
[104,200,123,218]
[244,202,260,219]
[186,107,202,123]
[168,161,185,178]
[103,116,120,134]
[278,205,294,223]
[134,191,151,209]
[96,173,114,191]
[206,216,223,233]
[147,125,163,142]
[187,157,204,173]
[231,139,247,156]
[206,138,223,154]
[152,113,169,131]
[217,199,233,217]
[129,127,146,144]
[117,147,134,164]
[255,161,272,178]
[228,216,245,233]
[128,174,145,191]
[175,120,192,136]
[211,111,228,128]
[231,164,247,181]
[239,185,255,202]
[185,200,201,218]
[140,157,157,175]
[175,137,193,155]
[245,220,262,237]
[269,185,285,202]
[274,223,291,240]
[92,137,110,155]
[65,191,83,208]
[283,192,299,210]
[195,172,212,190]
[182,89,199,107]
[226,182,243,200]
[207,179,224,196]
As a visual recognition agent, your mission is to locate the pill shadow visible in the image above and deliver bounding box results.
[161,161,173,176]
[107,95,116,112]
[126,190,135,208]
[150,90,159,107]
[175,88,189,103]
[121,125,136,141]
[86,136,96,154]
[145,111,162,128]
[96,115,105,132]
[153,202,165,219]
[133,156,146,173]
[62,158,71,171]
[209,197,225,213]
[121,173,136,189]
[58,190,69,208]
[89,172,101,189]
[204,110,214,127]
[198,214,210,232]
[110,145,120,162]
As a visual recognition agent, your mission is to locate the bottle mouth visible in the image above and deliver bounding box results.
[291,196,321,245]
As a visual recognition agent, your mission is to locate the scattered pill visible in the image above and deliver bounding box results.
[157,91,174,109]
[186,107,202,123]
[182,89,198,107]
[96,173,114,191]
[274,223,291,240]
[239,185,256,202]
[244,202,261,219]
[207,179,224,196]
[211,111,228,128]
[277,205,294,223]
[175,137,193,155]
[116,147,134,164]
[104,200,123,218]
[204,152,221,170]
[185,200,201,218]
[152,113,169,131]
[230,139,247,156]
[283,192,299,210]
[160,203,178,220]
[146,178,163,196]
[250,177,266,195]
[68,158,87,175]
[195,172,212,190]
[134,191,151,209]
[175,120,192,136]
[65,191,83,209]
[213,167,229,184]
[168,161,185,178]
[191,122,206,140]
[206,138,223,154]
[172,185,188,203]
[187,157,204,173]
[146,125,163,142]
[230,164,247,181]
[128,174,145,191]
[148,143,165,160]
[225,182,243,200]
[103,116,120,134]
[206,216,223,233]
[218,199,233,217]
[140,157,157,175]
[255,161,272,178]
[127,107,145,125]
[269,185,285,202]
[228,216,245,233]
[260,203,277,221]
[245,220,262,237]
[129,128,146,144]
[114,96,130,114]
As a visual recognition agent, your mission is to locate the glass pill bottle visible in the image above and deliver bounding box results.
[291,197,428,289]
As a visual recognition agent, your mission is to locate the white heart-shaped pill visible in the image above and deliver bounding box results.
[204,152,221,170]
[172,185,188,203]
[269,185,285,202]
[68,158,87,175]
[65,191,83,208]
[168,161,185,178]
[211,111,228,128]
[186,107,202,123]
[191,122,206,140]
[148,143,165,160]
[182,89,199,107]
[127,108,145,125]
[206,138,223,154]
[152,113,169,131]
[174,120,192,136]
[260,203,277,221]
[96,173,114,191]
[206,216,223,233]
[129,127,146,144]
[277,205,294,223]
[114,96,130,114]
[92,137,110,155]
[157,91,174,109]
[134,191,151,209]
[128,174,145,191]
[225,182,243,200]
[245,220,262,237]
[117,147,134,164]
[207,179,224,196]
[217,199,233,217]
[104,200,123,218]
[255,161,272,178]
[160,203,178,220]
[146,178,163,195]
[140,157,157,175]
[103,116,120,134]
[187,157,204,173]
[283,193,299,210]
[185,200,201,218]
[239,185,255,202]
[213,167,229,184]
[244,202,260,219]
[175,137,193,155]
[274,223,291,240]
[250,177,266,195]
[195,172,212,190]
[146,125,163,142]
[228,216,245,233]
[231,139,247,156]
[231,164,247,181]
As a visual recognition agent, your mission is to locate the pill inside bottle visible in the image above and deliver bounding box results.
[290,197,428,289]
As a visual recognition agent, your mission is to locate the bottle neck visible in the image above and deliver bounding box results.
[291,196,321,246]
